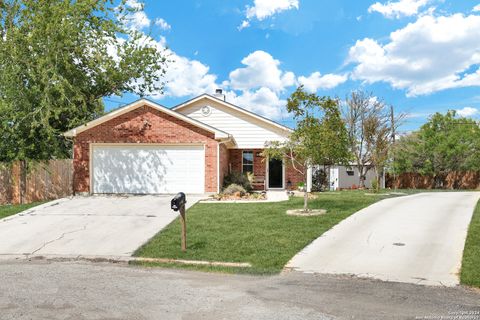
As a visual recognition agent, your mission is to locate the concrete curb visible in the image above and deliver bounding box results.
[0,254,252,268]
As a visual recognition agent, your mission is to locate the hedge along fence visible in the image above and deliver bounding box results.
[0,160,73,205]
[386,172,480,190]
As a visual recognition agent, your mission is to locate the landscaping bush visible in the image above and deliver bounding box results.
[297,182,305,191]
[312,168,328,192]
[371,179,379,193]
[222,184,247,196]
[223,171,252,191]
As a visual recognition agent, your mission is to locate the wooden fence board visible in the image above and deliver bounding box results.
[0,165,13,204]
[0,160,73,205]
[386,172,480,189]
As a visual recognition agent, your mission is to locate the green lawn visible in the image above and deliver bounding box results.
[135,191,388,274]
[0,202,46,220]
[461,199,480,288]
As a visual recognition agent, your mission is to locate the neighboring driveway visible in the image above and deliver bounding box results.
[0,195,203,257]
[287,192,480,286]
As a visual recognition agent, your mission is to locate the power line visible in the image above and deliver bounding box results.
[103,98,129,105]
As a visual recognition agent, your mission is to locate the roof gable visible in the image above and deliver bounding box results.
[64,98,230,139]
[173,96,290,148]
[173,94,293,134]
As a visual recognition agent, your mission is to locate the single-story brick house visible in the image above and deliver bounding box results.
[64,91,304,194]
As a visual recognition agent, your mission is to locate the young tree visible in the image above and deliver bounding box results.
[344,91,397,189]
[364,114,391,191]
[263,86,350,211]
[0,0,168,162]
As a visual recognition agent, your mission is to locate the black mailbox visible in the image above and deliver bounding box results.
[171,192,186,212]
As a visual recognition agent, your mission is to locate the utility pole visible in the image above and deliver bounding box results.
[390,105,397,192]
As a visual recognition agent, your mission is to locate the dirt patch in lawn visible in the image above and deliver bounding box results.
[286,209,327,216]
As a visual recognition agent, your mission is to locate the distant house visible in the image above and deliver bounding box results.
[310,165,385,191]
[64,90,304,195]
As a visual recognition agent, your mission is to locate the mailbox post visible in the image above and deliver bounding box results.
[171,192,187,252]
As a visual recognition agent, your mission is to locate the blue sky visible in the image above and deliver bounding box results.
[107,0,480,133]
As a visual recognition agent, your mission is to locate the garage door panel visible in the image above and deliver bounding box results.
[92,145,205,194]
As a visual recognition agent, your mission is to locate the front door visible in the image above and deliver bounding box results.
[268,158,283,189]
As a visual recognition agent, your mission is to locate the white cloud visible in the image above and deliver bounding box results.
[147,38,218,98]
[132,38,290,118]
[239,0,299,29]
[348,14,480,96]
[238,20,250,30]
[246,0,299,20]
[223,50,299,117]
[473,4,480,12]
[155,18,171,30]
[125,0,143,10]
[117,4,341,120]
[456,107,479,117]
[298,72,348,92]
[226,87,287,119]
[368,0,429,19]
[114,0,214,99]
[123,33,218,99]
[162,55,218,98]
[126,11,150,30]
[228,50,295,92]
[123,0,150,31]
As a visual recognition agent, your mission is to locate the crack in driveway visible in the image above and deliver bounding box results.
[29,224,89,256]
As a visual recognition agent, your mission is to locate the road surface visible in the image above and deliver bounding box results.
[0,260,479,320]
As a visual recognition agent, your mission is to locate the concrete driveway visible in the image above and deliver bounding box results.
[0,195,203,258]
[287,192,480,286]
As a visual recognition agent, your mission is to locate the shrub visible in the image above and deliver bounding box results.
[223,184,247,196]
[223,171,252,191]
[312,168,328,192]
[371,179,379,193]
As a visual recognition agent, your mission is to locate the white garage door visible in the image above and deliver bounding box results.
[92,144,205,194]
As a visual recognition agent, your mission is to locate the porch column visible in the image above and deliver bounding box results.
[306,166,313,192]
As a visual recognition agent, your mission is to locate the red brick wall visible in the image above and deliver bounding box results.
[285,161,305,190]
[73,104,218,193]
[228,149,306,190]
[229,149,266,177]
[228,149,265,190]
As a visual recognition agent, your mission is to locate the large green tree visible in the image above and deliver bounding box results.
[0,0,167,161]
[394,111,480,187]
[263,86,350,211]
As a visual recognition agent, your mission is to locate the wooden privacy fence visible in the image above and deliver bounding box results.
[0,160,73,205]
[386,172,480,190]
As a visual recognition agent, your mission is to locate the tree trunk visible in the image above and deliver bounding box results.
[358,165,365,188]
[375,167,382,192]
[375,172,381,193]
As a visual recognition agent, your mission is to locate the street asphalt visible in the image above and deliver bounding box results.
[287,192,480,286]
[0,260,479,320]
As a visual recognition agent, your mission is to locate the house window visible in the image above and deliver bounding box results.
[242,151,254,173]
[346,170,355,176]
